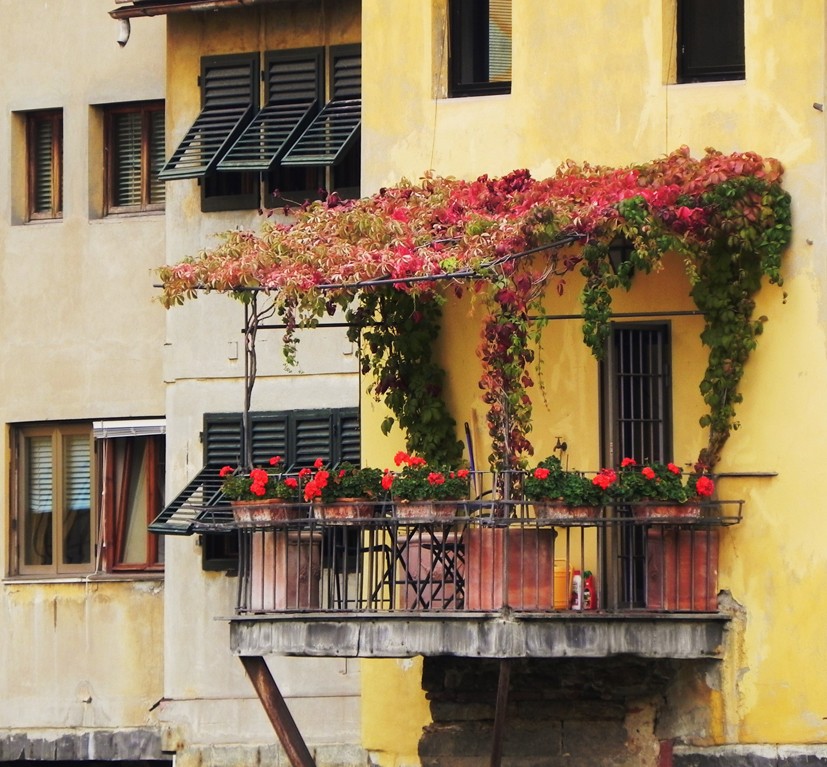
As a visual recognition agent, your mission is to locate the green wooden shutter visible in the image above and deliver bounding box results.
[149,108,166,204]
[218,48,323,172]
[281,45,361,167]
[150,408,360,534]
[159,53,258,180]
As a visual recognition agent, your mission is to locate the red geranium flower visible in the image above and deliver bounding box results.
[642,466,656,480]
[219,465,233,478]
[695,475,715,497]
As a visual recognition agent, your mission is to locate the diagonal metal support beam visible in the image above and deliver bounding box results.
[239,655,317,767]
[490,658,512,767]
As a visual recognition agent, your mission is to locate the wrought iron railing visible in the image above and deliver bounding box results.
[224,499,742,616]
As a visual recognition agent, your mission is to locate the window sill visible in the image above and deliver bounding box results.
[5,571,164,585]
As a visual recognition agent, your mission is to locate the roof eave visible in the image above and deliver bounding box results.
[109,0,280,19]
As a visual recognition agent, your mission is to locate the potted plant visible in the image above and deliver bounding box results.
[219,457,304,522]
[301,459,386,520]
[522,456,606,519]
[383,451,471,520]
[609,458,715,519]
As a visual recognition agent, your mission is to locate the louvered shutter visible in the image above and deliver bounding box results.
[488,0,512,83]
[27,436,53,515]
[281,45,361,167]
[159,53,258,180]
[113,111,142,207]
[63,435,91,512]
[30,113,61,216]
[149,108,166,204]
[150,409,360,534]
[338,411,361,465]
[250,415,289,465]
[218,48,323,172]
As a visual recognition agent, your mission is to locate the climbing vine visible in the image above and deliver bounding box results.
[158,147,792,471]
[346,288,463,466]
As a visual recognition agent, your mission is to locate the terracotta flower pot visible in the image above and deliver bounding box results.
[632,503,701,520]
[313,498,376,521]
[533,502,601,520]
[394,500,460,520]
[231,499,305,523]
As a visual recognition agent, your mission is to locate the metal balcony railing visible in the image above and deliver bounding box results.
[227,498,741,616]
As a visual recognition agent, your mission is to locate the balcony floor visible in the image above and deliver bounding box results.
[229,611,728,659]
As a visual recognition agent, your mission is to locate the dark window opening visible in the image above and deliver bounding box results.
[105,101,165,214]
[27,110,63,220]
[677,0,745,83]
[449,0,512,97]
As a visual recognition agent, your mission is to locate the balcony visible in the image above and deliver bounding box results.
[191,494,743,662]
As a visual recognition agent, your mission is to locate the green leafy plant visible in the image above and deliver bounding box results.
[522,455,605,506]
[608,458,715,504]
[383,451,470,502]
[219,457,300,501]
[158,148,792,473]
[299,459,385,502]
[346,288,463,466]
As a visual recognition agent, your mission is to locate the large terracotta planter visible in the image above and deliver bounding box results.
[464,526,569,610]
[396,531,462,610]
[244,530,322,611]
[646,528,718,611]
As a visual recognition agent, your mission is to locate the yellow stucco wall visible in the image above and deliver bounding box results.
[360,0,827,761]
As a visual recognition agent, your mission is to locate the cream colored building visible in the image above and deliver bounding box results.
[0,0,167,763]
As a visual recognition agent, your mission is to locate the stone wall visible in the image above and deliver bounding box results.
[420,656,690,767]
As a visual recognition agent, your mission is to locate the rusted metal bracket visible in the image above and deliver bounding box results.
[239,655,317,767]
[490,658,512,767]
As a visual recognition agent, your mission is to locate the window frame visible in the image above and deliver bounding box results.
[97,432,165,573]
[676,0,745,84]
[448,0,512,98]
[104,100,166,215]
[13,423,94,577]
[26,109,63,221]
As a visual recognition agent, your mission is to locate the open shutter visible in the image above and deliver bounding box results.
[281,45,361,167]
[150,409,359,534]
[148,108,166,204]
[159,53,258,180]
[218,48,323,172]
